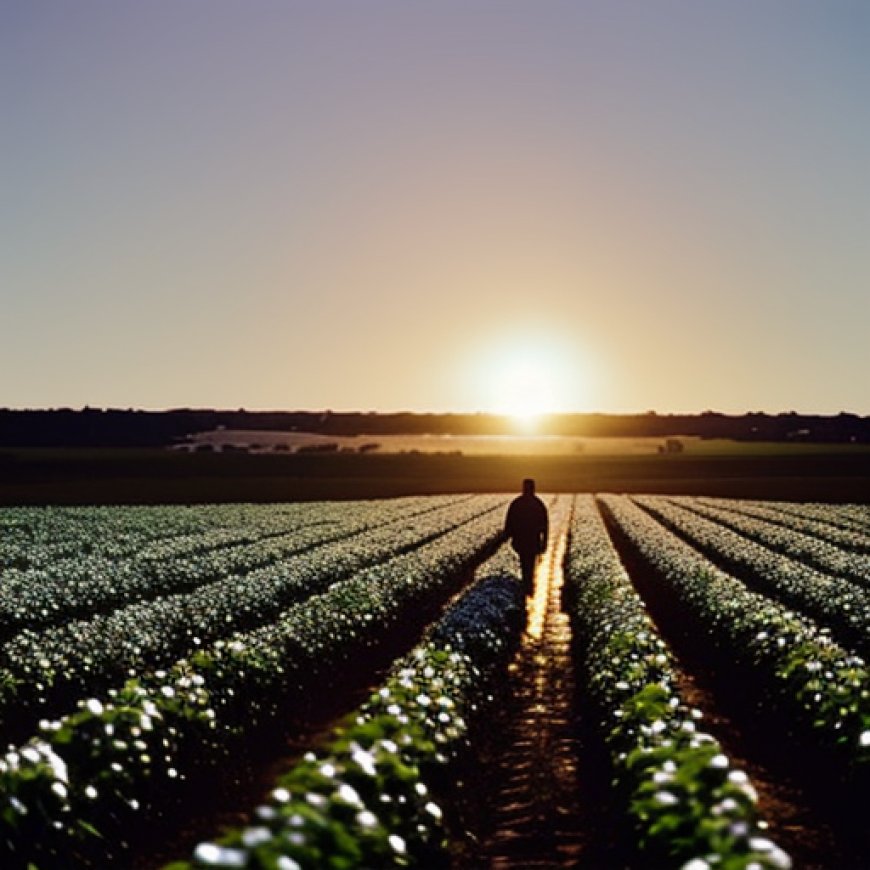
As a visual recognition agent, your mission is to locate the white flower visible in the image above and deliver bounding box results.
[356,810,379,828]
[654,791,678,806]
[193,843,247,867]
[85,699,104,716]
[21,747,40,765]
[337,784,363,807]
[241,826,272,848]
[351,748,377,777]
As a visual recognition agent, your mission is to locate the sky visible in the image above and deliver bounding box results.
[3,1,869,416]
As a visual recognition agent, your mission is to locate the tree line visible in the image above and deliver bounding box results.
[1,408,869,448]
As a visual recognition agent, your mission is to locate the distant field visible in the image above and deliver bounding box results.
[182,428,870,457]
[1,444,870,504]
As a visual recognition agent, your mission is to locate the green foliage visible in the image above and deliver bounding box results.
[566,496,792,870]
[178,562,525,869]
[0,501,512,868]
[607,495,870,781]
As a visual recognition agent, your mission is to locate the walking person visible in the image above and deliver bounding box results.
[504,478,549,597]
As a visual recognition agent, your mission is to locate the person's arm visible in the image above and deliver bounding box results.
[539,503,549,552]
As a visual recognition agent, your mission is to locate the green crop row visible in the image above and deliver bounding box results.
[0,508,504,867]
[635,496,870,658]
[758,501,870,536]
[0,496,468,641]
[600,496,870,785]
[696,497,870,557]
[565,496,790,870]
[0,499,503,741]
[672,497,870,589]
[172,548,526,869]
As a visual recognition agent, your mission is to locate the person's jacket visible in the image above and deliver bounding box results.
[504,494,548,555]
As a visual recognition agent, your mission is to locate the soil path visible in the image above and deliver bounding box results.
[460,497,605,869]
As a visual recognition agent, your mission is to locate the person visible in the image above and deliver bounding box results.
[504,478,548,596]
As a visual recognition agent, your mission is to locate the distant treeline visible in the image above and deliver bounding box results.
[1,408,869,448]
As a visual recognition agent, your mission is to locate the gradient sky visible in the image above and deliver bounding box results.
[3,2,869,415]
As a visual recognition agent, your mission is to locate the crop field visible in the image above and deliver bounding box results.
[0,495,868,869]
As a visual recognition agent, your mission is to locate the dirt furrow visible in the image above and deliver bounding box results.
[453,499,607,868]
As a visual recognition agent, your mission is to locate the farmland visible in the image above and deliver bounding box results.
[0,496,868,869]
[2,446,870,504]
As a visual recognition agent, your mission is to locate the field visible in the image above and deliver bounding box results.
[2,445,870,504]
[0,495,868,869]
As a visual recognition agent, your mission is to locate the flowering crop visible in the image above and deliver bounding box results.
[0,497,467,640]
[566,496,790,870]
[0,503,508,866]
[759,501,870,536]
[634,496,870,657]
[171,547,525,870]
[0,497,501,737]
[671,497,870,589]
[696,498,870,556]
[600,496,870,786]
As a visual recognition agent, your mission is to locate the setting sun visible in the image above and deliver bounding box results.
[494,354,557,422]
[468,330,596,424]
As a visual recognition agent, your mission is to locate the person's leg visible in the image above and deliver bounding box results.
[520,551,536,596]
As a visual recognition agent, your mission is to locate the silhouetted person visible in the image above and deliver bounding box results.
[504,478,548,596]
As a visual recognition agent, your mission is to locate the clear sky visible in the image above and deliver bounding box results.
[3,2,869,415]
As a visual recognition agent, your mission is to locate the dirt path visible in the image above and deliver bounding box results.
[454,497,611,869]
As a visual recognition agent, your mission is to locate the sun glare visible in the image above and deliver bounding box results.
[467,331,594,426]
[496,356,556,424]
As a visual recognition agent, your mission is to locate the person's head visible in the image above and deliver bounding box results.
[522,478,535,496]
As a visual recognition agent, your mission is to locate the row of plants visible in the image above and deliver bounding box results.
[170,546,526,869]
[0,510,508,867]
[696,498,870,556]
[599,496,870,788]
[0,503,303,570]
[0,497,468,639]
[672,497,870,588]
[564,496,790,870]
[0,499,505,741]
[751,500,870,536]
[634,497,870,658]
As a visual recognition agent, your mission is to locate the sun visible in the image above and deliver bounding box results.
[468,330,593,426]
[493,354,558,425]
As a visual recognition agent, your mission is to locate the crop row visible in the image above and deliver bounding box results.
[172,546,526,869]
[0,497,467,639]
[748,501,870,536]
[671,498,870,588]
[634,497,870,658]
[0,503,316,571]
[564,497,789,870]
[0,498,504,741]
[696,498,870,556]
[0,507,506,868]
[599,495,870,789]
